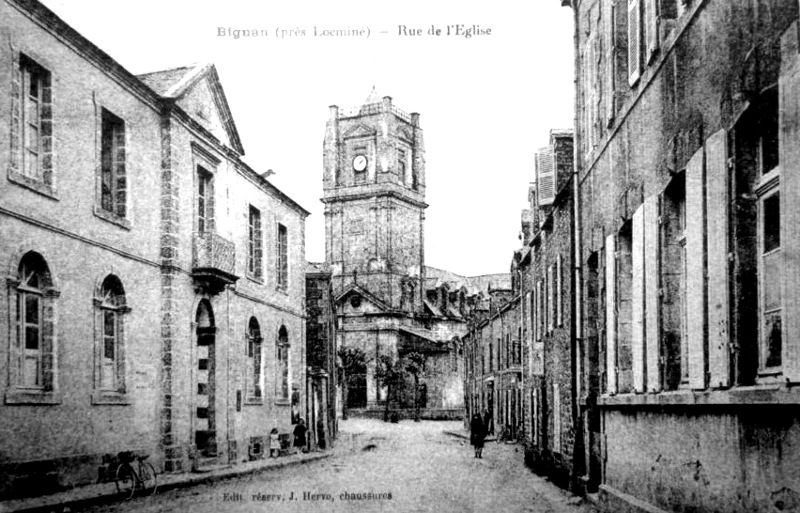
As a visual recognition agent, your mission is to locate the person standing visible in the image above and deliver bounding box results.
[470,413,485,459]
[483,409,494,436]
[293,418,308,453]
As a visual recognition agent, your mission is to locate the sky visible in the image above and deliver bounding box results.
[39,0,575,277]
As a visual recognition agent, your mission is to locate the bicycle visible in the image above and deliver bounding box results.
[115,451,158,500]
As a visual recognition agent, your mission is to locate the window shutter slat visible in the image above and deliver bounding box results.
[686,146,706,390]
[605,234,618,394]
[632,204,646,393]
[628,0,642,86]
[780,32,800,382]
[705,129,730,389]
[536,147,556,206]
[644,194,661,392]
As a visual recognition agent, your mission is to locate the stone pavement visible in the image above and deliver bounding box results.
[0,451,330,513]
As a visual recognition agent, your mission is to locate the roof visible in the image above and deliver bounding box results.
[136,63,245,154]
[137,65,200,97]
[364,86,381,105]
[424,266,511,295]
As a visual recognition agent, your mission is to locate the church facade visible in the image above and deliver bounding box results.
[322,92,506,418]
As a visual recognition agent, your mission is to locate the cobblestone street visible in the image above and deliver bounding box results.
[72,419,594,513]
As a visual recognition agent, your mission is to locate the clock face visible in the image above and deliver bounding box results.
[353,155,368,172]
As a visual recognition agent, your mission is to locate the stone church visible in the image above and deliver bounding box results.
[322,90,508,418]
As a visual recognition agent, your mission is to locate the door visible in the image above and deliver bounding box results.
[195,300,217,458]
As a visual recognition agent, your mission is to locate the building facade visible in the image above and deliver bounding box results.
[566,0,800,511]
[305,263,338,449]
[520,130,577,490]
[0,0,308,498]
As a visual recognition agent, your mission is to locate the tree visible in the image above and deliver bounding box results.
[403,352,427,422]
[338,346,367,420]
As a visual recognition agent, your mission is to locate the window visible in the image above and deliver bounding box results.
[398,148,407,185]
[93,275,129,403]
[197,166,213,233]
[552,383,562,454]
[614,223,634,393]
[277,223,288,290]
[248,206,263,280]
[628,0,643,86]
[10,54,55,196]
[7,251,60,403]
[100,109,126,218]
[732,87,782,381]
[276,325,290,401]
[661,175,686,390]
[246,317,263,401]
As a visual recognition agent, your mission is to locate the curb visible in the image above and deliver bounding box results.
[2,453,332,513]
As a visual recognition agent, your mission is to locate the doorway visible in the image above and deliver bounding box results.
[195,300,217,458]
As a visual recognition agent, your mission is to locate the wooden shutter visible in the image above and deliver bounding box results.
[537,147,556,206]
[606,0,618,125]
[605,235,618,394]
[556,254,563,327]
[645,0,659,62]
[780,27,800,382]
[632,205,646,393]
[686,146,706,390]
[705,129,730,388]
[628,0,642,86]
[644,195,661,392]
[547,265,555,332]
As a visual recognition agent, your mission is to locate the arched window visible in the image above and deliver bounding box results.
[93,275,129,403]
[246,317,263,402]
[8,251,60,404]
[276,326,289,401]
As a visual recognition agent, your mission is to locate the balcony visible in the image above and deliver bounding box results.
[192,232,238,294]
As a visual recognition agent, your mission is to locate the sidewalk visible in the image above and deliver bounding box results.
[0,451,331,513]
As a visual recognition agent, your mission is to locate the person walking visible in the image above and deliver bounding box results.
[470,413,486,459]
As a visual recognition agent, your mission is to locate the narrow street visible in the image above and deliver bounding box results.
[75,419,595,513]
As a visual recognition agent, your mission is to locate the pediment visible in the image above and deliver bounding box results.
[335,284,391,314]
[397,128,414,143]
[343,123,377,140]
[138,63,244,154]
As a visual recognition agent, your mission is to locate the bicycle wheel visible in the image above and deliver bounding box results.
[115,463,136,500]
[138,461,158,496]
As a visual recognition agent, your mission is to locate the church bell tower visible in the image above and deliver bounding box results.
[322,90,427,314]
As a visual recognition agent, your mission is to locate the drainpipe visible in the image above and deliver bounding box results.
[569,0,586,493]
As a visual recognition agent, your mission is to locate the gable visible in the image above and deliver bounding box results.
[176,76,232,148]
[343,123,377,140]
[335,285,391,314]
[397,127,413,143]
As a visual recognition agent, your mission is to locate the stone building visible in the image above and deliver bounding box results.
[305,262,338,449]
[518,130,576,490]
[564,0,800,511]
[322,94,500,418]
[0,0,308,498]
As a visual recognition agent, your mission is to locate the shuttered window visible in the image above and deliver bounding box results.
[536,147,556,206]
[686,146,707,390]
[605,235,618,394]
[632,205,646,393]
[628,0,642,86]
